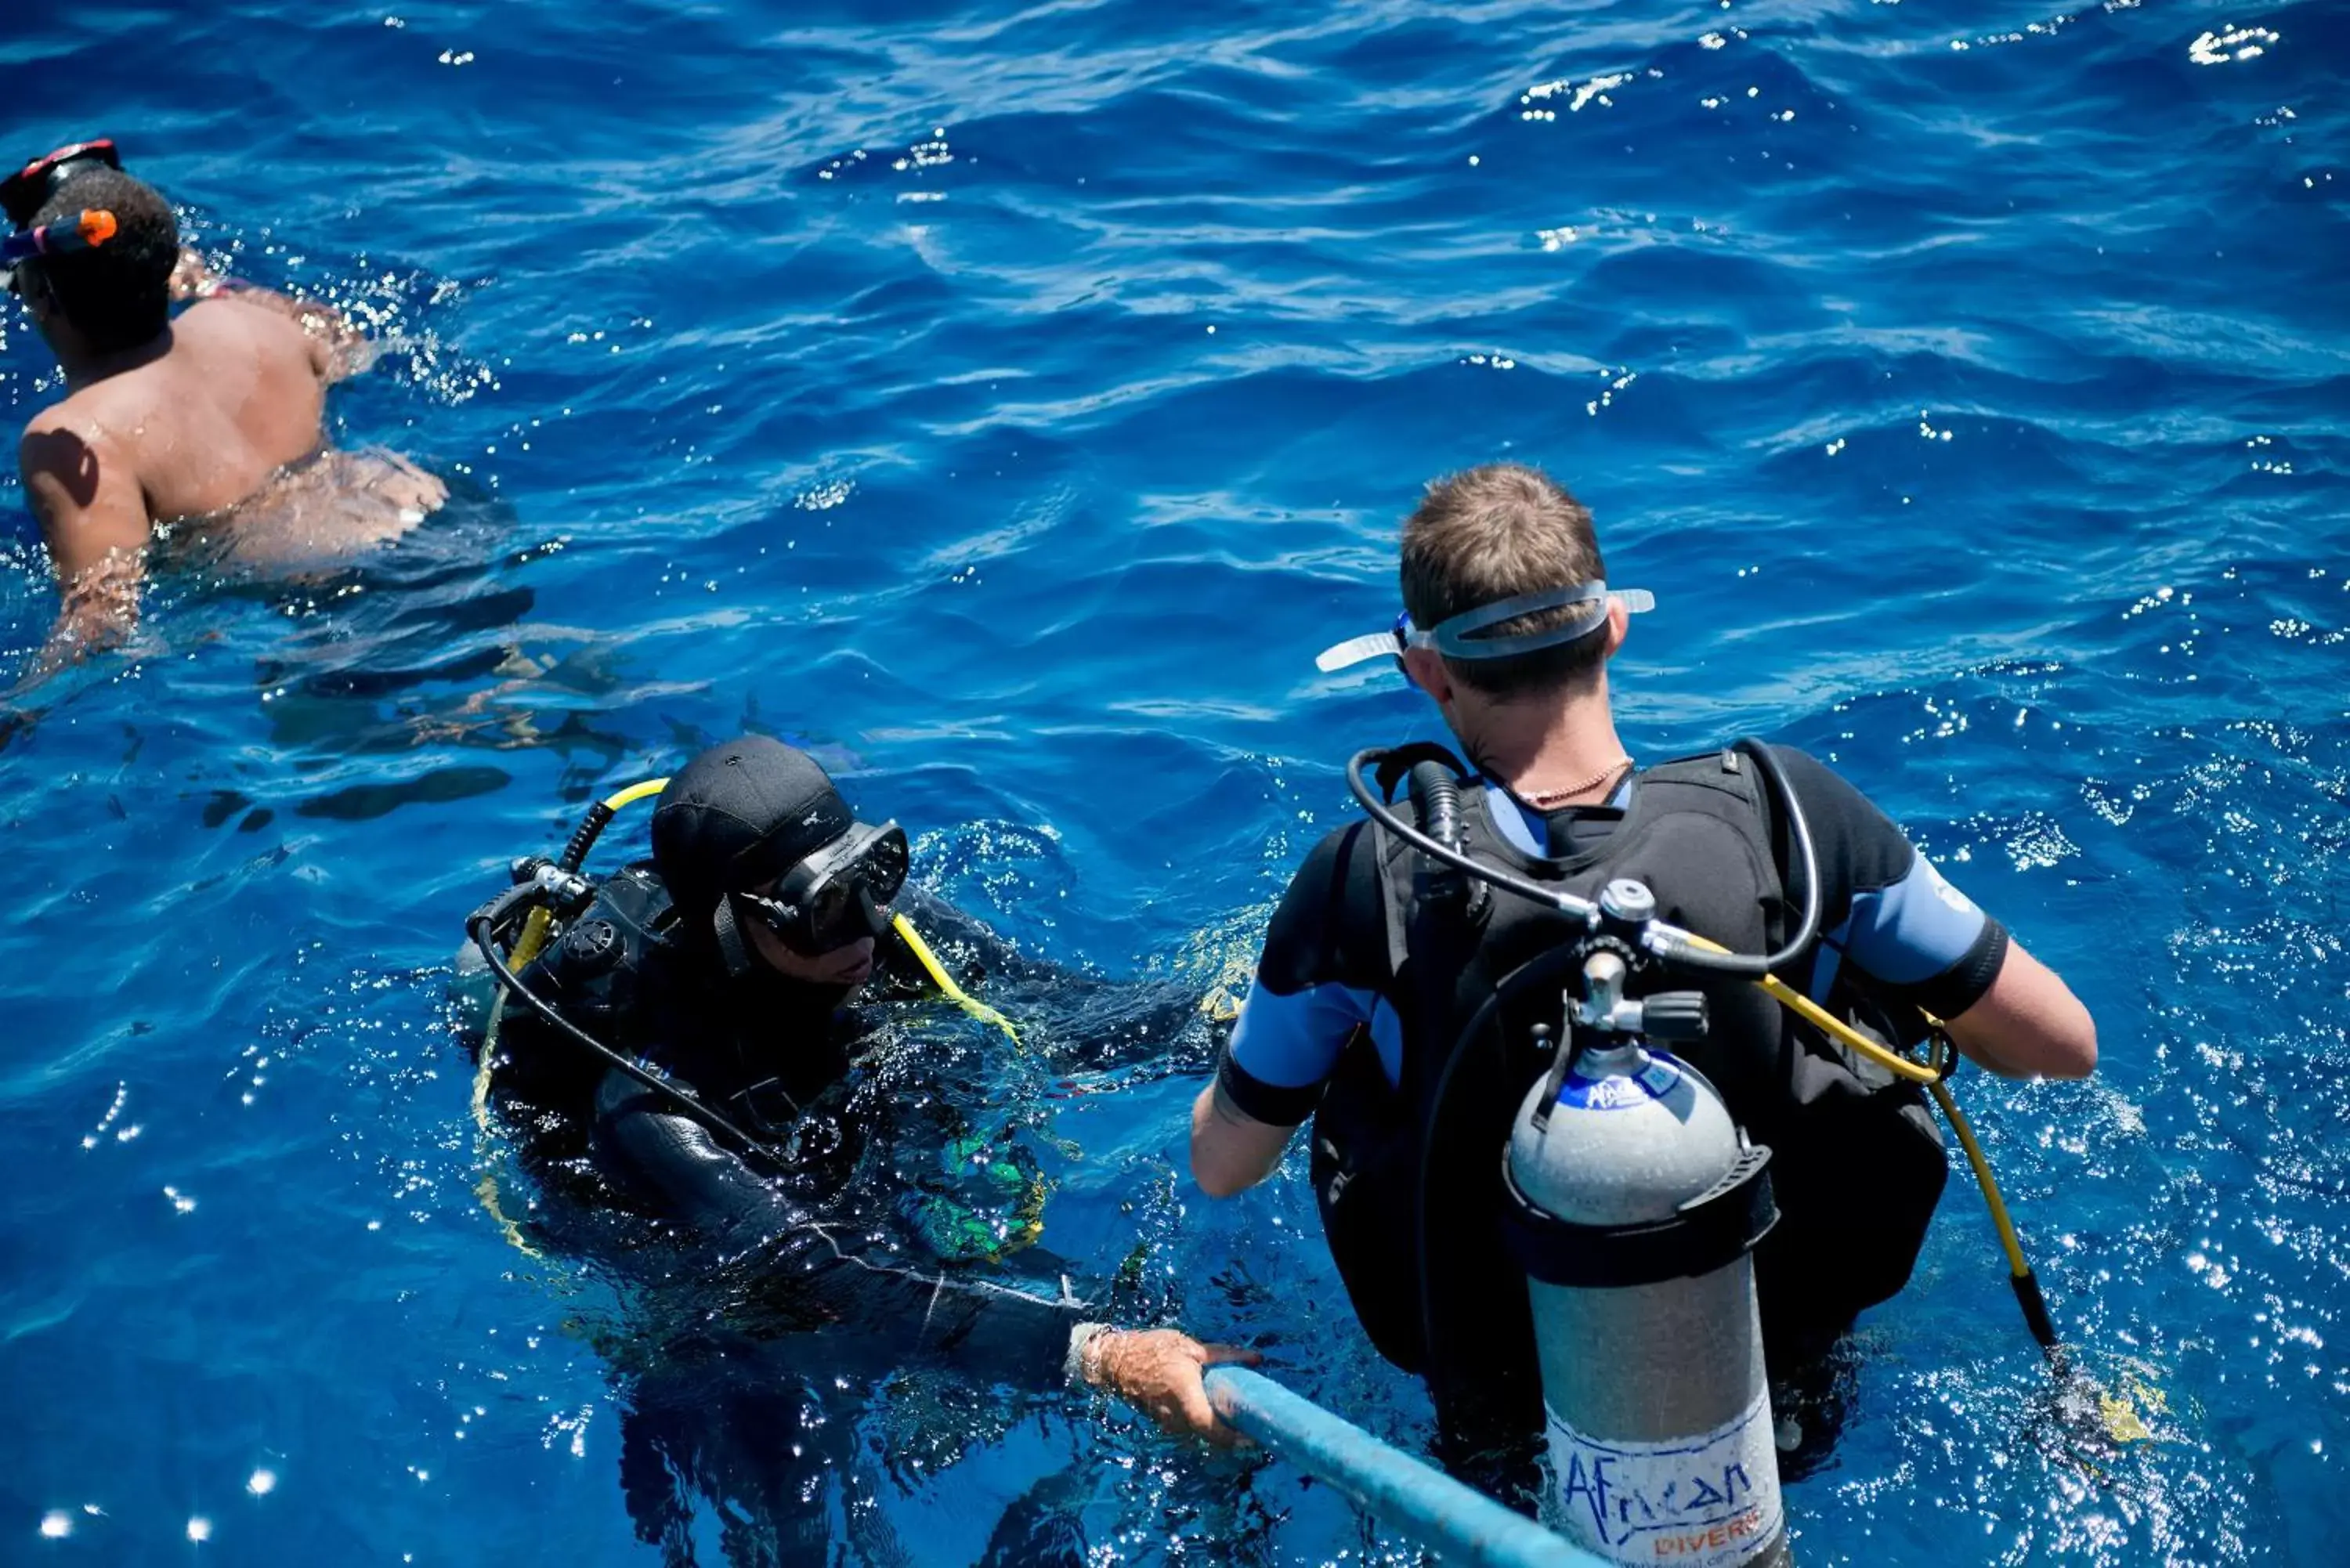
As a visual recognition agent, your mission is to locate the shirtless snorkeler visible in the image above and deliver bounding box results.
[5,140,446,677]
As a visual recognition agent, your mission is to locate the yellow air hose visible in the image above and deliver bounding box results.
[1676,930,2054,1348]
[891,912,1023,1047]
[470,775,673,1255]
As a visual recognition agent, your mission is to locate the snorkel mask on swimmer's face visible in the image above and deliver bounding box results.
[736,818,910,956]
[1,140,125,298]
[2,139,121,230]
[1312,580,1656,675]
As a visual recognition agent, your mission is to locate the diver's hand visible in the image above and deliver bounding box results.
[1079,1328,1260,1447]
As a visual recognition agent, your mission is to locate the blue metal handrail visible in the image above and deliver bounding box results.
[1203,1366,1606,1567]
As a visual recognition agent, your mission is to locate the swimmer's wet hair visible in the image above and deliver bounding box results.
[29,167,178,355]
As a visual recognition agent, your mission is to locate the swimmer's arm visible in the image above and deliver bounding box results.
[1939,939,2097,1080]
[758,1183,1256,1442]
[594,1075,801,1242]
[598,1091,1071,1356]
[597,1077,1250,1439]
[19,417,148,672]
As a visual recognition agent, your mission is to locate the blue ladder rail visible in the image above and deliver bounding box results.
[1203,1366,1607,1567]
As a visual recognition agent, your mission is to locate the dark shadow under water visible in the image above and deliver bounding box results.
[162,474,647,820]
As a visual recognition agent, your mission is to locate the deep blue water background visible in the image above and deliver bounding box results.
[2,1,2346,1563]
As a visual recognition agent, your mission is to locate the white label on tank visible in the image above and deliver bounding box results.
[1545,1384,1782,1567]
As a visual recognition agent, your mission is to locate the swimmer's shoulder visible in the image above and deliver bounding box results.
[19,392,126,478]
[179,292,343,385]
[18,397,150,546]
[175,294,328,377]
[21,368,241,531]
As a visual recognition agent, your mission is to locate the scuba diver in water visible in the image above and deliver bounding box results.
[1188,463,2099,1470]
[464,734,1253,1498]
[5,138,443,677]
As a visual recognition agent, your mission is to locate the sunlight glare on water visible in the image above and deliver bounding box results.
[1,0,2345,1563]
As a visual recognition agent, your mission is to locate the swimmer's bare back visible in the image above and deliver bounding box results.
[16,257,445,668]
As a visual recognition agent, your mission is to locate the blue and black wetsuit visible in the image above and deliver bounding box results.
[1214,745,2006,1435]
[1224,750,2001,1112]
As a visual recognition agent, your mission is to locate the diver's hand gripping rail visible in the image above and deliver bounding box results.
[1202,1367,1604,1567]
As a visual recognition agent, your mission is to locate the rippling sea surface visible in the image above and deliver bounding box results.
[2,2,2345,1563]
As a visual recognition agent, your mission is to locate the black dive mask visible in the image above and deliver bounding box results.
[736,819,909,955]
[3,139,121,229]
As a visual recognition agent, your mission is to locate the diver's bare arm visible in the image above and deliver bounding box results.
[20,420,149,674]
[1188,1080,1295,1198]
[1940,938,2098,1080]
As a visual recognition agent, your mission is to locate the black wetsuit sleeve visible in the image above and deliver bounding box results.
[1252,822,1390,997]
[593,1071,1083,1382]
[596,1073,800,1243]
[1766,746,2008,1020]
[1216,822,1390,1125]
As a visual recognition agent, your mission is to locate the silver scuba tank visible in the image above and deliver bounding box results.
[1501,881,1789,1568]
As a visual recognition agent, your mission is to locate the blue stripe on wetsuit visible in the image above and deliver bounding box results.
[1484,784,1546,855]
[1808,854,1987,1003]
[1226,982,1402,1104]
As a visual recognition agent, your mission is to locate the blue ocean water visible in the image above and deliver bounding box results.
[2,0,2345,1562]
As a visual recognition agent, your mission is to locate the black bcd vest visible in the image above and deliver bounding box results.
[489,863,679,1113]
[496,864,854,1147]
[1311,749,1949,1418]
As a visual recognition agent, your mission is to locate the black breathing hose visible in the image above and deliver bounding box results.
[1346,739,1824,977]
[557,801,616,875]
[1348,749,1592,919]
[466,892,787,1176]
[1406,760,1462,850]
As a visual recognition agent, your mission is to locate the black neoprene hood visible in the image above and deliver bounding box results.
[649,735,854,918]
